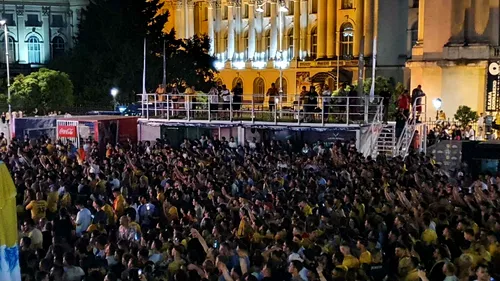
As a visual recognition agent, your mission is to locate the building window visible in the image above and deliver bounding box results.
[340,23,354,58]
[243,4,249,18]
[265,3,271,17]
[275,77,287,102]
[52,36,65,58]
[253,77,265,103]
[232,77,243,89]
[265,29,271,60]
[341,0,353,9]
[51,15,64,27]
[243,30,249,60]
[27,36,41,63]
[2,14,15,26]
[287,28,294,61]
[1,36,15,63]
[223,6,228,20]
[311,27,317,59]
[412,0,419,8]
[311,0,318,13]
[26,14,41,27]
[410,21,418,47]
[289,1,294,15]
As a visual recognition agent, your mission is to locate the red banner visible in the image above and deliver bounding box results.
[58,125,77,138]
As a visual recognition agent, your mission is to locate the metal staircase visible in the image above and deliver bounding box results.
[376,122,396,156]
[394,96,427,158]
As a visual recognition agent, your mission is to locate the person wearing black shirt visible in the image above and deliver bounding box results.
[232,82,243,119]
[379,87,392,122]
[304,86,318,121]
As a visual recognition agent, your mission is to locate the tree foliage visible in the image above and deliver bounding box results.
[454,105,478,126]
[49,0,216,104]
[8,68,74,114]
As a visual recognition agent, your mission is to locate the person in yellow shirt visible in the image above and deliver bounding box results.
[299,201,313,217]
[46,185,59,217]
[357,239,372,265]
[26,192,48,221]
[112,188,125,218]
[340,243,360,269]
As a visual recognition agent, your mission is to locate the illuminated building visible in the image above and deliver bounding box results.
[164,0,415,104]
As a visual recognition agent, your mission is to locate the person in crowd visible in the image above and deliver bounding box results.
[2,132,499,281]
[380,86,392,123]
[220,84,231,119]
[232,82,243,119]
[321,84,332,121]
[397,90,411,118]
[266,83,279,116]
[411,85,425,121]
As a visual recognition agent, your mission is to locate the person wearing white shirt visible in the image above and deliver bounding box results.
[75,201,92,237]
[228,137,238,149]
[477,113,485,140]
[465,125,475,140]
[322,84,332,120]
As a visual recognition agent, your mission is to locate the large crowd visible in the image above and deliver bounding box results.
[0,131,499,281]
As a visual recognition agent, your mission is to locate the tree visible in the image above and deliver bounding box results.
[7,68,74,114]
[454,105,478,126]
[49,0,216,104]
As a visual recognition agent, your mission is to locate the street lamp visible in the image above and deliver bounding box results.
[0,20,10,140]
[432,98,442,120]
[110,88,119,110]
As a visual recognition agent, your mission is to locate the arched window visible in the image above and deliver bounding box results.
[232,77,243,90]
[1,36,15,63]
[264,29,271,60]
[27,36,41,63]
[287,28,294,61]
[410,21,418,47]
[52,36,65,58]
[275,77,287,103]
[340,23,354,59]
[311,27,317,59]
[253,77,265,104]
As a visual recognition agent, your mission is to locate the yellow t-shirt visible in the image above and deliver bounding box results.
[360,251,372,264]
[342,254,360,269]
[405,269,420,281]
[422,229,438,245]
[103,204,115,225]
[26,200,48,221]
[60,193,72,209]
[47,192,59,213]
[303,204,312,217]
[168,206,179,220]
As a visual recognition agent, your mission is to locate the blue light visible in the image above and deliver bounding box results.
[118,106,127,113]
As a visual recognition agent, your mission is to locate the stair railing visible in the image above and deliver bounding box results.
[394,95,426,158]
[366,99,385,158]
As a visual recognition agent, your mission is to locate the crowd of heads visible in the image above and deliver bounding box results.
[1,131,499,281]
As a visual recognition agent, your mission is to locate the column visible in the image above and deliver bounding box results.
[292,0,300,59]
[16,5,26,63]
[353,0,364,57]
[417,0,425,44]
[187,0,195,37]
[175,0,185,39]
[256,5,263,59]
[363,0,373,57]
[299,0,308,59]
[235,0,242,59]
[227,2,235,60]
[208,1,215,55]
[248,1,256,60]
[270,1,278,59]
[326,0,336,58]
[42,7,51,63]
[215,0,222,57]
[67,10,74,49]
[317,0,327,58]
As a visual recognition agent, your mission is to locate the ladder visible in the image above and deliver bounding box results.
[376,122,396,157]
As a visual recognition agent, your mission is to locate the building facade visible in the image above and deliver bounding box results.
[0,0,87,70]
[407,0,499,118]
[165,0,414,103]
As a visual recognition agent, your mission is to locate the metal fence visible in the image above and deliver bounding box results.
[139,93,383,126]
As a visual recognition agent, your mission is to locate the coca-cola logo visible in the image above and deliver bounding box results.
[58,125,77,137]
